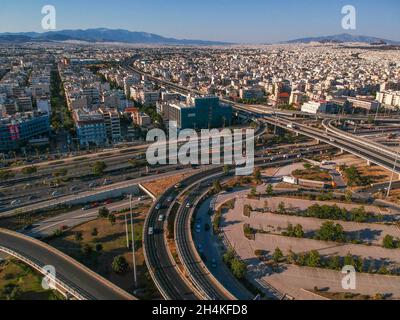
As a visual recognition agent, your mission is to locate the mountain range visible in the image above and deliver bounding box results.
[0,28,231,45]
[0,29,398,46]
[284,33,400,45]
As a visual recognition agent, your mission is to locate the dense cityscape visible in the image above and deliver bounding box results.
[1,1,400,311]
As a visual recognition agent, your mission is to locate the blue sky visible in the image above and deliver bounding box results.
[0,0,399,43]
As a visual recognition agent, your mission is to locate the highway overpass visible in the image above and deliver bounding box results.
[0,228,135,300]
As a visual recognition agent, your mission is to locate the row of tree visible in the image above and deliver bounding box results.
[272,248,397,276]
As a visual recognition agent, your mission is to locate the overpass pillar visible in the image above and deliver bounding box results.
[315,139,320,144]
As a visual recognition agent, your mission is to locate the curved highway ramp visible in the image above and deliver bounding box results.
[0,228,135,300]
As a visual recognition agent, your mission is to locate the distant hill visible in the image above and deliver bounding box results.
[0,28,231,46]
[283,33,400,45]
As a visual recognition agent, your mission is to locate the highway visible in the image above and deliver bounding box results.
[0,229,135,300]
[143,168,225,300]
[262,116,400,174]
[123,61,400,175]
[0,167,195,218]
[175,174,237,300]
[25,197,149,238]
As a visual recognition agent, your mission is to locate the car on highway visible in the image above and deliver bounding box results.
[211,259,217,268]
[186,202,192,208]
[197,244,204,254]
[89,182,98,188]
[148,227,154,235]
[158,214,165,222]
[195,224,201,233]
[81,205,91,211]
[204,223,211,232]
[51,191,61,197]
[155,203,162,210]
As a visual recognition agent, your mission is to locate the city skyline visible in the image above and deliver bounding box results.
[0,0,400,43]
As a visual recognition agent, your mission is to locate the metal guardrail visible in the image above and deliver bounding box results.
[0,245,88,300]
[0,229,135,300]
[323,119,398,158]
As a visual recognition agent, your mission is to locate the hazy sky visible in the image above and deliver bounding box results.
[0,0,399,43]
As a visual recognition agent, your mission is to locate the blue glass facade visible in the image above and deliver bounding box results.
[0,114,50,151]
[179,96,232,129]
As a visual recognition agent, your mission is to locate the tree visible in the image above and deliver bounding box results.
[315,221,345,242]
[303,163,312,170]
[108,213,116,225]
[98,207,110,218]
[223,248,236,266]
[230,258,247,279]
[383,235,395,249]
[253,168,262,183]
[91,228,98,237]
[294,224,305,238]
[81,244,93,256]
[95,243,103,252]
[249,187,257,197]
[112,256,129,274]
[213,181,222,193]
[328,255,341,270]
[306,250,321,268]
[53,168,68,177]
[92,161,107,176]
[21,166,37,175]
[266,184,274,197]
[272,247,283,263]
[287,250,297,264]
[0,170,15,181]
[344,253,355,267]
[345,190,353,202]
[223,165,231,176]
[277,201,286,214]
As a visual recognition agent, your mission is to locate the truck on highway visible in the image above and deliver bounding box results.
[283,176,299,185]
[287,123,298,129]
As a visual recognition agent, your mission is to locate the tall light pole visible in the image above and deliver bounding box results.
[387,143,400,198]
[124,197,129,248]
[129,194,137,290]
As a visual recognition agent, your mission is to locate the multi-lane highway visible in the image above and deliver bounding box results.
[174,174,237,300]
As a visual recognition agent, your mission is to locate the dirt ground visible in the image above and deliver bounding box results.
[335,155,393,185]
[142,172,195,197]
[48,204,159,300]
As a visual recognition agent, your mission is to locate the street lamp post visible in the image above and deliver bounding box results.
[129,194,138,290]
[387,143,400,198]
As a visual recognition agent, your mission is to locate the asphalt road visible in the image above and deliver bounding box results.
[0,230,134,300]
[26,198,149,238]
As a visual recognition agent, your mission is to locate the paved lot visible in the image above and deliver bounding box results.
[217,189,400,300]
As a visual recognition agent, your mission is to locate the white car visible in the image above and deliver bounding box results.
[148,227,154,235]
[158,214,165,222]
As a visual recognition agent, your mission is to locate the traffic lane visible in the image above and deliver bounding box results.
[0,232,132,300]
[29,198,147,237]
[1,168,195,217]
[150,198,198,300]
[193,196,254,300]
